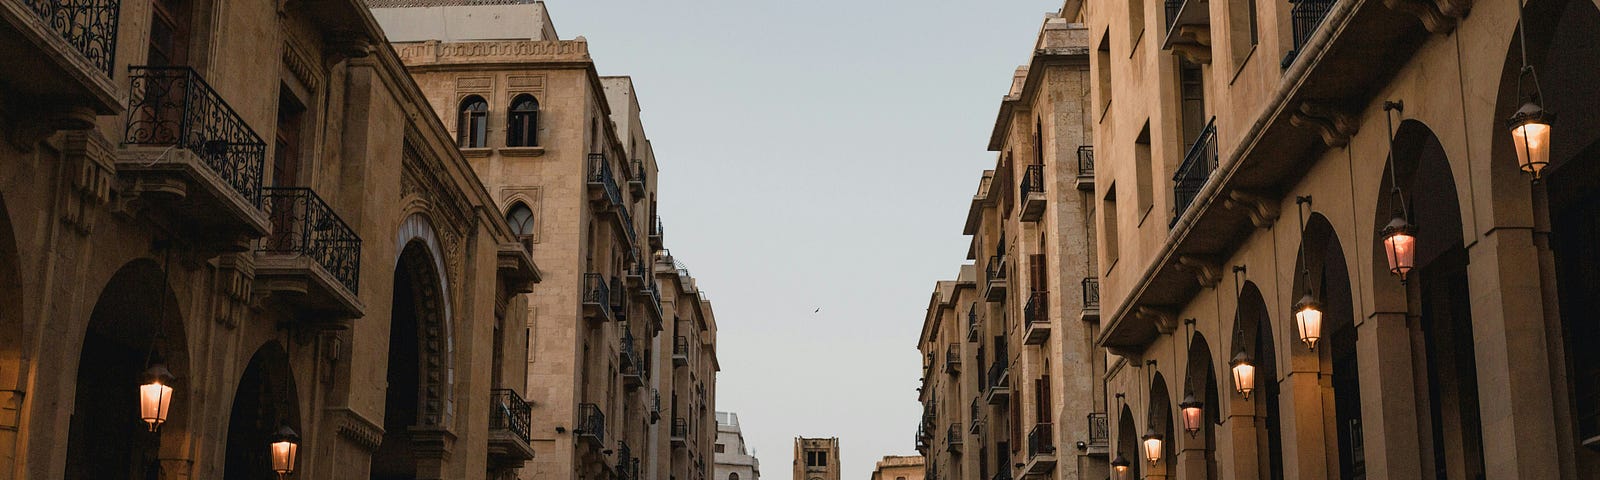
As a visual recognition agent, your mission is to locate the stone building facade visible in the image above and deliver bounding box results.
[715,411,762,480]
[0,0,544,479]
[1082,0,1600,477]
[867,455,924,480]
[793,437,841,480]
[915,8,1101,480]
[370,2,721,480]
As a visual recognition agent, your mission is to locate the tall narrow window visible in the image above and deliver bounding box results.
[506,202,535,251]
[1103,184,1120,270]
[1128,0,1145,49]
[148,0,191,66]
[1228,0,1259,70]
[458,96,489,148]
[274,87,305,188]
[1135,122,1154,217]
[507,94,539,147]
[1096,32,1113,115]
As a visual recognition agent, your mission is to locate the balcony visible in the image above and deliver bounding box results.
[1076,146,1095,190]
[967,304,979,342]
[670,417,688,447]
[1170,118,1218,227]
[944,343,960,374]
[256,187,363,318]
[947,425,964,454]
[621,331,643,389]
[610,277,628,323]
[582,273,614,323]
[648,215,663,249]
[628,160,646,197]
[1081,278,1101,322]
[985,360,1010,405]
[629,263,664,331]
[915,424,929,454]
[993,468,1013,480]
[587,153,624,211]
[1019,164,1046,222]
[615,441,636,480]
[1025,422,1057,474]
[120,66,270,251]
[1023,291,1050,345]
[969,399,982,435]
[984,254,1008,302]
[1160,0,1211,61]
[487,389,535,463]
[1,0,122,118]
[1086,412,1110,456]
[651,389,662,423]
[1283,0,1337,67]
[576,402,605,448]
[672,335,688,366]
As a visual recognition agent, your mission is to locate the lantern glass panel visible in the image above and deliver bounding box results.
[1231,361,1255,399]
[1510,112,1551,176]
[1181,404,1203,435]
[1295,300,1323,350]
[271,440,298,474]
[1142,434,1163,464]
[139,382,173,431]
[1383,227,1415,278]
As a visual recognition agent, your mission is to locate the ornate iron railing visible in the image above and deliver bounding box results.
[1164,0,1183,30]
[632,159,647,186]
[1028,422,1056,458]
[988,359,1008,390]
[1171,118,1217,226]
[946,343,960,370]
[576,402,605,443]
[616,441,635,480]
[1082,277,1100,309]
[651,389,662,422]
[20,0,120,75]
[970,398,981,433]
[583,273,611,315]
[260,187,361,291]
[620,329,638,369]
[1020,164,1045,198]
[610,276,628,322]
[993,468,1013,480]
[987,254,1007,286]
[948,424,964,446]
[1087,412,1109,446]
[674,335,688,357]
[588,153,623,208]
[125,66,266,207]
[617,201,637,246]
[489,389,531,443]
[1285,0,1336,65]
[1078,146,1095,176]
[967,304,979,342]
[1025,291,1048,329]
[650,214,663,237]
[671,417,688,438]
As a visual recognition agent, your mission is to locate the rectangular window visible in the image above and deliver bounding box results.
[806,450,828,467]
[1096,32,1113,116]
[1135,123,1154,218]
[715,443,725,453]
[1127,0,1145,51]
[1103,184,1120,271]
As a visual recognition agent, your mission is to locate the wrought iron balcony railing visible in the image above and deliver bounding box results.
[20,0,120,75]
[1284,0,1337,66]
[948,424,964,446]
[583,273,611,318]
[1087,412,1109,446]
[588,153,624,207]
[1078,146,1095,176]
[1025,291,1048,329]
[620,330,638,368]
[988,359,1008,390]
[260,187,361,291]
[577,402,605,444]
[986,255,1008,285]
[671,417,688,438]
[125,66,266,207]
[611,277,628,322]
[945,343,960,371]
[616,441,635,480]
[993,468,1013,480]
[970,398,981,433]
[967,304,979,342]
[651,389,662,422]
[1020,164,1045,197]
[1171,118,1218,226]
[651,214,664,237]
[1028,422,1056,458]
[489,389,531,443]
[1082,277,1100,309]
[1165,0,1183,30]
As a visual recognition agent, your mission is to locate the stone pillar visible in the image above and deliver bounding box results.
[1224,412,1259,480]
[1176,443,1208,479]
[1355,312,1421,480]
[1466,228,1560,480]
[1279,370,1328,480]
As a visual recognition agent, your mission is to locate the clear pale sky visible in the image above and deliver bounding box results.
[545,1,1062,477]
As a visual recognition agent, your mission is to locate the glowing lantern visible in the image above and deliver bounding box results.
[1230,349,1256,400]
[1111,454,1131,480]
[1179,393,1203,437]
[1142,428,1164,464]
[139,363,175,432]
[1294,292,1323,350]
[271,424,300,478]
[1506,101,1553,178]
[1381,215,1416,281]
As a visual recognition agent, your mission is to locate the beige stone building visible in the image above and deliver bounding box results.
[370,2,721,479]
[793,437,841,480]
[0,0,545,479]
[916,6,1102,480]
[1083,0,1600,477]
[715,411,763,480]
[868,455,924,480]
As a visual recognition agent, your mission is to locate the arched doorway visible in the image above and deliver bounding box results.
[1117,404,1142,479]
[1148,372,1174,477]
[1180,332,1219,479]
[1233,282,1283,480]
[223,342,301,480]
[372,239,451,480]
[64,259,189,480]
[1375,120,1484,479]
[1291,213,1363,478]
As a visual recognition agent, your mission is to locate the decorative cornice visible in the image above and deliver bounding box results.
[394,40,590,66]
[332,408,385,453]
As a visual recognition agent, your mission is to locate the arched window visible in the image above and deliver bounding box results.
[458,95,488,148]
[729,474,739,480]
[507,94,539,147]
[506,202,534,250]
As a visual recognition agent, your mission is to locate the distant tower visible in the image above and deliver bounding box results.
[793,437,841,480]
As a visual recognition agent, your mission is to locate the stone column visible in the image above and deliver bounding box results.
[1279,370,1328,480]
[1355,312,1421,480]
[1466,228,1560,480]
[1224,412,1259,480]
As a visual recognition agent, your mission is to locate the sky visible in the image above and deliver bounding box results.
[545,1,1064,477]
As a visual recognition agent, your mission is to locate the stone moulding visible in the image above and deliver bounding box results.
[396,40,591,65]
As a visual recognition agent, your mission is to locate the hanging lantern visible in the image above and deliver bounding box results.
[1230,349,1255,400]
[1141,428,1164,464]
[1179,393,1203,437]
[271,424,301,479]
[1380,215,1416,281]
[1111,453,1131,480]
[139,363,175,432]
[1293,292,1323,350]
[1506,102,1553,178]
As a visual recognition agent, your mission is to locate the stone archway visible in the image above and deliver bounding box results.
[373,230,454,480]
[1290,212,1363,478]
[63,258,190,480]
[1147,372,1174,478]
[1117,404,1142,479]
[1231,281,1282,480]
[223,342,301,480]
[1179,332,1218,479]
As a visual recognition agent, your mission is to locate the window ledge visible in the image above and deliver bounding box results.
[460,147,494,158]
[500,146,546,157]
